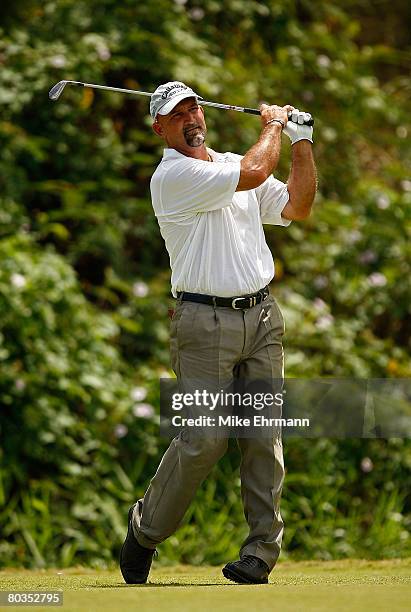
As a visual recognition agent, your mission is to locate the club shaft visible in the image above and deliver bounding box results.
[49,80,314,126]
[199,100,260,116]
[54,82,258,111]
[81,82,153,97]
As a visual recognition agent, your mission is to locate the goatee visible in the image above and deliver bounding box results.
[184,126,206,148]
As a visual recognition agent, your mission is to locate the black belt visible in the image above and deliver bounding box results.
[177,286,269,310]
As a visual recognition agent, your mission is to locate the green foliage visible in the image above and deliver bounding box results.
[0,0,410,567]
[0,234,161,567]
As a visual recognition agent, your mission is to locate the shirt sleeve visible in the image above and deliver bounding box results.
[155,158,241,218]
[256,175,292,226]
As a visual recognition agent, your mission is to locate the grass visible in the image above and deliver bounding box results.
[0,559,410,611]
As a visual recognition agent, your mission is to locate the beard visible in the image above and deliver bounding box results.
[183,124,206,147]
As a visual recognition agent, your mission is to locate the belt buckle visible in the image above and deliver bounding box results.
[232,296,256,309]
[232,297,244,309]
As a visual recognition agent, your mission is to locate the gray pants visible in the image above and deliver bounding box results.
[133,294,285,570]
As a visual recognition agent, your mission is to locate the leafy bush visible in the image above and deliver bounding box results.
[0,0,410,567]
[0,234,161,567]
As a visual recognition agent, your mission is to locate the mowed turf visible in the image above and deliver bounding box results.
[0,559,410,612]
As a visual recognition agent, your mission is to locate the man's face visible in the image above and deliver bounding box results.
[153,97,207,150]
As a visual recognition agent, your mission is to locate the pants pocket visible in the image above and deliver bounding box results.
[268,296,285,335]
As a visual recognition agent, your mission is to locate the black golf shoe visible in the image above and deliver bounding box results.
[120,503,156,584]
[222,555,270,584]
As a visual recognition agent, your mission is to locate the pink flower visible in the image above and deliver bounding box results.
[314,275,328,289]
[114,424,128,438]
[133,403,155,419]
[367,272,387,287]
[15,379,26,391]
[132,281,148,297]
[315,314,334,330]
[11,273,26,288]
[377,195,390,209]
[361,457,373,473]
[359,250,377,265]
[131,386,147,402]
[313,298,327,311]
[315,314,334,331]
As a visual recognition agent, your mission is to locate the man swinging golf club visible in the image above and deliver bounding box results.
[120,81,316,584]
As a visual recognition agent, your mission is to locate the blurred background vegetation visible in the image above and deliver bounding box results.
[0,0,410,568]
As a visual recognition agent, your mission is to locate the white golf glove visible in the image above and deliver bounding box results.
[283,109,313,145]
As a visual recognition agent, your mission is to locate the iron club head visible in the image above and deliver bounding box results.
[49,80,68,100]
[49,80,86,100]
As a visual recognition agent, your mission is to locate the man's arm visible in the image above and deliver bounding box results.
[236,104,291,192]
[282,141,317,220]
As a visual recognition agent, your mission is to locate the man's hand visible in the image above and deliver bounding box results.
[283,109,313,145]
[260,103,291,129]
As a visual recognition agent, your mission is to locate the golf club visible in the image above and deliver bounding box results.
[49,80,314,126]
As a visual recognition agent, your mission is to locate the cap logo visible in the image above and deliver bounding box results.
[150,81,198,118]
[161,84,189,99]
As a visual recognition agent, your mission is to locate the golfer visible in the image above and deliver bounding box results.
[120,81,316,584]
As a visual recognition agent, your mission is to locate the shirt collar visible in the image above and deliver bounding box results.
[162,147,220,161]
[162,148,186,160]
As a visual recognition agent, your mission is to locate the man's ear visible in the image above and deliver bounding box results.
[152,120,163,137]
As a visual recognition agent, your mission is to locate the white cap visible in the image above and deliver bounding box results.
[150,81,201,119]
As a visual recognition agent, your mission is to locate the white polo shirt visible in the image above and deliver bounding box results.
[150,147,291,298]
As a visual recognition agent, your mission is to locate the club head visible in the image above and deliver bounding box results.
[49,80,68,100]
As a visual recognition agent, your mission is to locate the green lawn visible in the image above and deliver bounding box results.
[0,559,410,612]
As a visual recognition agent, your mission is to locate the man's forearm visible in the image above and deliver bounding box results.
[286,142,317,219]
[242,123,283,179]
[237,103,291,192]
[237,123,283,191]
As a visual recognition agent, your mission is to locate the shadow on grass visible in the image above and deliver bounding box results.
[86,582,240,588]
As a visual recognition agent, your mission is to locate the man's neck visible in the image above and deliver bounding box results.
[172,144,209,161]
